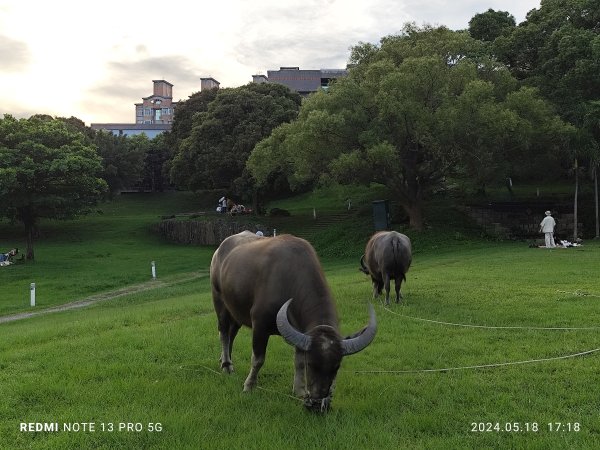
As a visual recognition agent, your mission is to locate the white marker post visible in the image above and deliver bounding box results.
[151,261,156,279]
[30,282,36,307]
[273,229,277,237]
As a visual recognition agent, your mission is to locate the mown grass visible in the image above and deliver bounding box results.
[0,192,215,315]
[1,190,600,449]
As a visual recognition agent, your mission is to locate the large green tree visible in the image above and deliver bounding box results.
[493,0,600,124]
[468,9,516,42]
[167,89,219,149]
[490,0,600,238]
[0,115,107,259]
[169,83,301,195]
[93,131,146,196]
[141,133,171,192]
[248,25,572,230]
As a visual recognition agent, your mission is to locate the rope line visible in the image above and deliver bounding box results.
[256,386,303,402]
[355,347,600,375]
[381,305,600,330]
[556,289,600,299]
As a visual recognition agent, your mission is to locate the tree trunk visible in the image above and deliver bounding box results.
[573,158,579,240]
[25,221,35,261]
[595,164,599,239]
[405,202,424,231]
[252,188,259,215]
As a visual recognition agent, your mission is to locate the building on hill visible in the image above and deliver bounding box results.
[134,80,178,125]
[91,78,219,137]
[200,77,220,91]
[254,67,348,96]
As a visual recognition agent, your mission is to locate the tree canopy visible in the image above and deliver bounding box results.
[468,9,516,42]
[92,131,146,196]
[0,115,107,259]
[248,25,572,230]
[169,83,301,196]
[493,0,600,125]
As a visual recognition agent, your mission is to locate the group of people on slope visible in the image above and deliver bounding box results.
[216,196,251,215]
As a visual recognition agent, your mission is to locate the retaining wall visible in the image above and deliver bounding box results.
[155,218,264,246]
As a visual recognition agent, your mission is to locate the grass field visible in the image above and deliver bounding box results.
[1,191,600,449]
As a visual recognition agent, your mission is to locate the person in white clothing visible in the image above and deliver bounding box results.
[539,210,556,248]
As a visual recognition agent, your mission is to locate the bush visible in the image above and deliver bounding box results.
[269,207,291,217]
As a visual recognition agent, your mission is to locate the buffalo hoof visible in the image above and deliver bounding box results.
[243,379,256,392]
[221,362,234,374]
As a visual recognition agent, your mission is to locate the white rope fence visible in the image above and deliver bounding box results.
[380,305,600,330]
[182,289,600,384]
[556,289,600,298]
[355,347,600,375]
[362,293,600,374]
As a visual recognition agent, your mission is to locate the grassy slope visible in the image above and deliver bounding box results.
[0,192,215,315]
[1,189,600,449]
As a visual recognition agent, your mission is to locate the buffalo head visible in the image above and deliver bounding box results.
[276,299,376,412]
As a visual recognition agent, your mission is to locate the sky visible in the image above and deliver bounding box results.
[0,0,541,125]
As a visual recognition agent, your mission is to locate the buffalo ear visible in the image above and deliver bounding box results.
[341,303,377,356]
[276,299,312,351]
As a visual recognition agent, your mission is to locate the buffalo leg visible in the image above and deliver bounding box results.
[383,273,391,305]
[395,277,403,303]
[218,318,239,374]
[243,328,269,392]
[371,277,383,299]
[213,293,238,373]
[223,322,241,371]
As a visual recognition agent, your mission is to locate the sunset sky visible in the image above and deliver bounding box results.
[0,0,541,125]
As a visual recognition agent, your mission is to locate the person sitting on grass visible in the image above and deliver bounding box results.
[0,248,18,266]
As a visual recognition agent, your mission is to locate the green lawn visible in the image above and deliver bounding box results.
[1,191,600,449]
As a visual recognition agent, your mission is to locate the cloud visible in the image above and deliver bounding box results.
[83,53,219,123]
[232,0,410,72]
[0,34,30,72]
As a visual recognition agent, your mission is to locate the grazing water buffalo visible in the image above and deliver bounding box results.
[360,231,412,305]
[210,231,376,412]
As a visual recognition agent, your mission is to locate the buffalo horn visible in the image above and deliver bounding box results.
[276,299,312,351]
[341,303,377,356]
[359,255,369,274]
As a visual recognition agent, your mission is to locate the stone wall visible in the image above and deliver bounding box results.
[464,202,580,239]
[155,218,264,246]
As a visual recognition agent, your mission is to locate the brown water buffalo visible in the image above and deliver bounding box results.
[360,231,412,305]
[210,231,376,412]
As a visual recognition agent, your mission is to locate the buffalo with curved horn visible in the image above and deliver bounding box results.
[360,231,412,305]
[210,231,376,412]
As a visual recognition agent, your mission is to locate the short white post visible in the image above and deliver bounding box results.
[273,229,277,237]
[151,261,156,279]
[313,208,317,219]
[30,282,36,307]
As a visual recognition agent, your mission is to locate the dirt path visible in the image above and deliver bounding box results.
[0,272,208,325]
